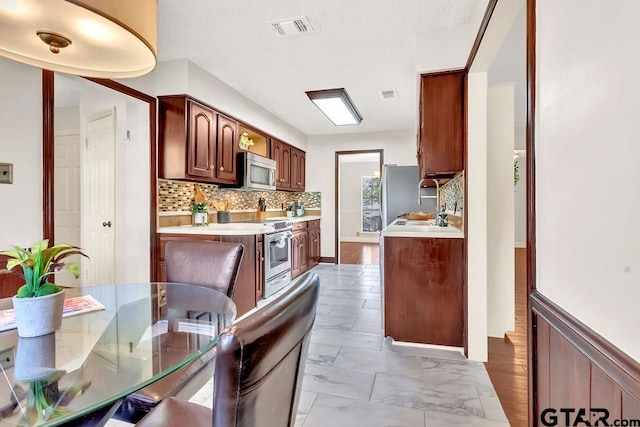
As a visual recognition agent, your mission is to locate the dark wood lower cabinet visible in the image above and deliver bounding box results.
[308,226,321,268]
[157,233,261,317]
[383,237,464,347]
[291,221,320,279]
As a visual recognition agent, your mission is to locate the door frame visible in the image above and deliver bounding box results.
[42,72,158,280]
[334,149,384,264]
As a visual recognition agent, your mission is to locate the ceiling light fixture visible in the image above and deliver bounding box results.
[0,0,157,78]
[306,88,363,126]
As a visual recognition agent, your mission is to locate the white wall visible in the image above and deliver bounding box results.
[78,83,150,284]
[151,60,308,151]
[339,161,379,240]
[467,72,489,361]
[487,84,515,338]
[0,58,42,250]
[306,129,416,259]
[536,0,640,361]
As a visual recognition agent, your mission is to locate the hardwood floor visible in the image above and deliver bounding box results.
[484,247,528,427]
[339,242,380,265]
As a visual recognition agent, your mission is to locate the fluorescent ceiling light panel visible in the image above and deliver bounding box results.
[306,88,362,126]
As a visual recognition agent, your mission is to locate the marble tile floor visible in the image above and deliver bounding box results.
[107,263,509,427]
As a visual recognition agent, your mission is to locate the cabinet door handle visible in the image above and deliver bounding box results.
[102,221,112,228]
[219,166,224,171]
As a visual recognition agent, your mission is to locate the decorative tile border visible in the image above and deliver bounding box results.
[158,179,321,212]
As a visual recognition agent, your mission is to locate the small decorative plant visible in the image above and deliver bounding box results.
[239,132,254,150]
[191,201,208,215]
[0,240,87,298]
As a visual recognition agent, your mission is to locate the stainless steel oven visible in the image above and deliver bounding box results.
[263,221,293,297]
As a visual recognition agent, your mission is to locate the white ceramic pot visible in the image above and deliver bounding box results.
[12,290,65,338]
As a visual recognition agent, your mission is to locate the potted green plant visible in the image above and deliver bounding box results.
[0,240,87,337]
[191,201,208,226]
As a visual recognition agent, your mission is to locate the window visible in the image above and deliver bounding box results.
[361,176,381,232]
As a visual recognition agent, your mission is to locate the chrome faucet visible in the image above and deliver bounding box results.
[418,178,440,206]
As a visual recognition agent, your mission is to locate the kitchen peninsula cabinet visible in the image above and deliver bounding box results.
[269,138,305,192]
[156,233,259,316]
[383,236,464,346]
[158,95,238,185]
[418,71,464,183]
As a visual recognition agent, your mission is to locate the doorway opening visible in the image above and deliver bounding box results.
[334,150,383,265]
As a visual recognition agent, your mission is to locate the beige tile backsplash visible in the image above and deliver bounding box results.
[158,179,321,213]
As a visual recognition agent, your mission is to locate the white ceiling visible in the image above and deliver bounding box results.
[157,0,483,136]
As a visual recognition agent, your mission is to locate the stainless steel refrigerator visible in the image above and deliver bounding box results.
[380,165,437,227]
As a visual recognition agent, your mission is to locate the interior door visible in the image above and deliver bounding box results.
[54,131,81,286]
[83,109,116,285]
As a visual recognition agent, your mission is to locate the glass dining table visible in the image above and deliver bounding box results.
[0,283,236,426]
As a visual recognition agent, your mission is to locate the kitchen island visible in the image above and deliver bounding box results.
[381,219,464,347]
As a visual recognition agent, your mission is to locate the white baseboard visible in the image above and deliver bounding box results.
[515,242,526,248]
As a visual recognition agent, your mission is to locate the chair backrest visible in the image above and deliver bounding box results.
[165,240,244,298]
[212,272,320,427]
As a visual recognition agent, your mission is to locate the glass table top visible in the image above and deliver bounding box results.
[0,283,236,426]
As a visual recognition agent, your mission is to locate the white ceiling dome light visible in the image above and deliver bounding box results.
[0,0,157,78]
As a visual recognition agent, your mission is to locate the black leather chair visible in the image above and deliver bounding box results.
[135,272,320,427]
[114,240,244,423]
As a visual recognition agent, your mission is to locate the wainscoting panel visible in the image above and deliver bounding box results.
[532,292,640,426]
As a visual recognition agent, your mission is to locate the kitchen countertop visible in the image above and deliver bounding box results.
[157,215,321,236]
[381,219,463,239]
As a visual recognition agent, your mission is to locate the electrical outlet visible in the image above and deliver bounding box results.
[0,163,13,184]
[0,348,14,370]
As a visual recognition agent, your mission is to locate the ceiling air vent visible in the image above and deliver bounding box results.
[270,16,316,37]
[378,89,398,101]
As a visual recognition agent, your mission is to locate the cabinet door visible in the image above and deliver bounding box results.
[187,101,216,179]
[291,148,300,191]
[295,150,306,191]
[291,232,301,278]
[419,71,464,178]
[300,231,309,272]
[216,114,238,183]
[270,138,291,190]
[309,228,320,267]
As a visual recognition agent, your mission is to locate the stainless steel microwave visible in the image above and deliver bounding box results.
[237,152,276,191]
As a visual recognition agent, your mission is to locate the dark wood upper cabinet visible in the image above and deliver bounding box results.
[159,95,238,185]
[216,114,238,184]
[291,148,306,191]
[187,101,216,179]
[270,138,291,190]
[418,71,464,181]
[269,138,304,192]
